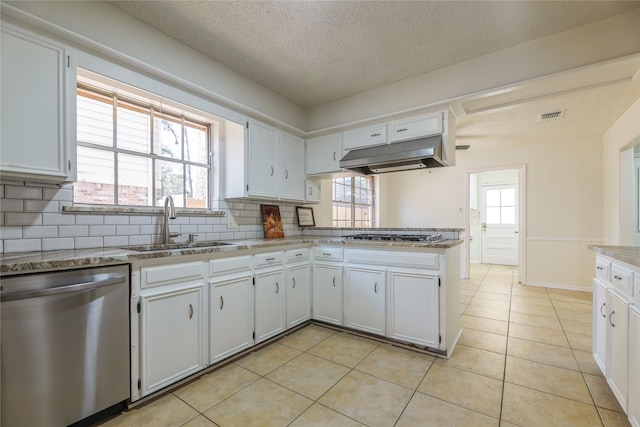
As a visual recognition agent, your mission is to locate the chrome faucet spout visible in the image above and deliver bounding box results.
[162,196,177,244]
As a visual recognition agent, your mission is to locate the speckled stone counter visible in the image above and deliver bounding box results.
[0,236,463,275]
[588,245,640,268]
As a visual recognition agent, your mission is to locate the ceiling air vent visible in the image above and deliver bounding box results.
[538,110,564,121]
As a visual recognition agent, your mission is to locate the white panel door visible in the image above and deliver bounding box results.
[481,184,518,265]
[628,304,640,427]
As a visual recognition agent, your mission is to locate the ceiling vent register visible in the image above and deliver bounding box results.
[538,110,565,121]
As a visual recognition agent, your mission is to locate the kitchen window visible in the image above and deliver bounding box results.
[332,176,375,228]
[75,83,211,208]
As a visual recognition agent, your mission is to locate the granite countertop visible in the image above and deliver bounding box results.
[588,245,640,268]
[0,236,463,275]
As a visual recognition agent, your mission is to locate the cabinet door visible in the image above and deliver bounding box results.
[593,279,608,374]
[140,283,206,396]
[286,263,311,328]
[305,180,321,203]
[247,120,277,197]
[344,124,387,150]
[1,25,75,183]
[389,112,442,143]
[345,266,386,335]
[606,288,629,410]
[312,264,343,325]
[306,134,342,175]
[210,274,254,363]
[279,132,305,200]
[255,269,286,343]
[388,270,439,347]
[628,304,640,427]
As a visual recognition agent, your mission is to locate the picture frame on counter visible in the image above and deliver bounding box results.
[296,206,315,227]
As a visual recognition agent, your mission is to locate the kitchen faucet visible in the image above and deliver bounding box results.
[162,195,180,244]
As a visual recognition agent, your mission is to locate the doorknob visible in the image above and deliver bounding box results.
[515,231,519,234]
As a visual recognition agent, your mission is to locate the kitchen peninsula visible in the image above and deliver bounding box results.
[1,229,462,403]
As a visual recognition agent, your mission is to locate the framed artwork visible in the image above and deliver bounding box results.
[260,204,285,238]
[296,206,315,227]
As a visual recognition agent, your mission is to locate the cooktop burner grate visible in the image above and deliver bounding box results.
[343,233,445,242]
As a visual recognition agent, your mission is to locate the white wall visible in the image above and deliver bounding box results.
[603,97,640,244]
[377,135,603,290]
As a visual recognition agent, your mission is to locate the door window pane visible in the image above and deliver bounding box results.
[486,207,501,224]
[486,189,500,207]
[501,207,516,224]
[501,188,516,206]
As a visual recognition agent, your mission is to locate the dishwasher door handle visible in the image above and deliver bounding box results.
[1,275,128,302]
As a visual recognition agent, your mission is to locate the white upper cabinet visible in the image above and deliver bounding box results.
[224,119,305,201]
[388,111,443,143]
[306,133,343,175]
[0,22,76,183]
[305,179,321,203]
[343,124,387,150]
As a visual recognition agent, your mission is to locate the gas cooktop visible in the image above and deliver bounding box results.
[343,233,445,242]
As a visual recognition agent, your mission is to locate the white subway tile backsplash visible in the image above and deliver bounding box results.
[0,226,23,239]
[129,235,151,245]
[59,225,89,237]
[5,185,42,200]
[180,225,197,234]
[213,224,226,232]
[43,187,73,201]
[140,225,160,235]
[172,217,189,225]
[76,215,104,225]
[104,236,129,247]
[197,224,213,233]
[42,238,74,251]
[43,213,75,226]
[23,226,58,239]
[129,216,152,225]
[189,216,206,224]
[117,225,140,236]
[220,232,235,240]
[24,200,59,213]
[4,238,42,253]
[104,215,130,225]
[90,226,116,236]
[75,237,103,249]
[5,212,42,226]
[0,199,24,212]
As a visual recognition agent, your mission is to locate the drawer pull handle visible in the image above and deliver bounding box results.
[600,302,606,318]
[371,133,380,137]
[323,252,332,257]
[332,277,336,287]
[333,152,336,161]
[613,275,622,281]
[609,310,616,327]
[285,169,289,179]
[276,282,279,293]
[292,277,296,288]
[374,282,378,293]
[295,253,303,257]
[270,166,274,176]
[397,128,408,133]
[220,296,224,310]
[266,257,275,263]
[596,266,604,270]
[189,304,193,319]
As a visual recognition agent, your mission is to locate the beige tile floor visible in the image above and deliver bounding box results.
[101,264,631,427]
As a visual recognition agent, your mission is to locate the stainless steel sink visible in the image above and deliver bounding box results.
[123,241,232,252]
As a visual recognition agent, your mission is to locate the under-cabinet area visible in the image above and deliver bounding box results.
[129,242,460,402]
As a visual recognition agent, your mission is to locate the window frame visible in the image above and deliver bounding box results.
[75,83,212,209]
[332,175,375,228]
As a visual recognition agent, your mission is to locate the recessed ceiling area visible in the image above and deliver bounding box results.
[108,1,640,145]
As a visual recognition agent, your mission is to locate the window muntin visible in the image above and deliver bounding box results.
[332,176,374,228]
[75,84,210,208]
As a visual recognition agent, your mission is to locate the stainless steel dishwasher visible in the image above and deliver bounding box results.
[1,265,130,427]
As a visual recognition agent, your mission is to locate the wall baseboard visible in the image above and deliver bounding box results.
[523,280,592,292]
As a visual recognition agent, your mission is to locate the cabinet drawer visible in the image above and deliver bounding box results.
[389,112,442,143]
[209,255,252,277]
[345,249,439,270]
[286,248,310,263]
[141,262,204,288]
[255,251,284,268]
[611,263,634,296]
[595,258,611,282]
[344,125,387,150]
[312,247,343,262]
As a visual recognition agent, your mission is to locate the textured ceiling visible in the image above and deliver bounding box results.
[109,1,640,108]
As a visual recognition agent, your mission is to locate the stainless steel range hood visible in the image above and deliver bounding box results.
[339,135,445,175]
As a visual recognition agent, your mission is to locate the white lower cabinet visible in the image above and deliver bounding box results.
[139,282,206,397]
[593,278,608,373]
[606,288,629,410]
[344,266,385,335]
[210,273,254,363]
[313,263,343,325]
[628,304,640,427]
[254,267,286,343]
[286,263,311,328]
[388,269,439,348]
